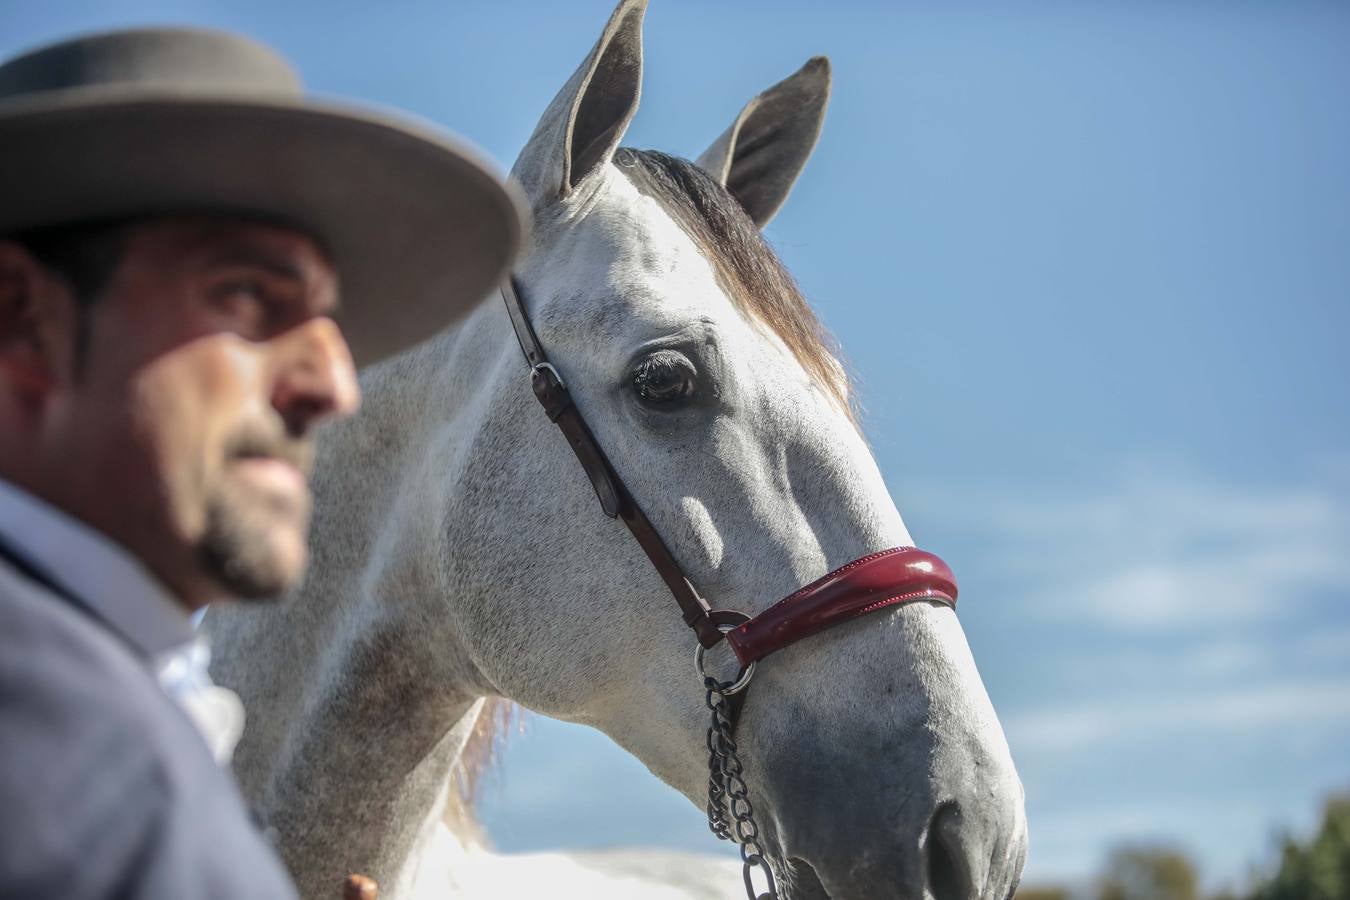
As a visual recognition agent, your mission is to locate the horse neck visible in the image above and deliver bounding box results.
[207,307,512,898]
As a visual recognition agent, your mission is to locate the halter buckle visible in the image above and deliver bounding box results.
[531,361,566,390]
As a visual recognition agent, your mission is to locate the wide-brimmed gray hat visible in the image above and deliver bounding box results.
[0,27,527,366]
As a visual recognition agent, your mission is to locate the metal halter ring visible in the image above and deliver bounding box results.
[531,361,566,389]
[695,621,756,696]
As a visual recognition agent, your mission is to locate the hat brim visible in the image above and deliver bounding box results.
[0,92,527,366]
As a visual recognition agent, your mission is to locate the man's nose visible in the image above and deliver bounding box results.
[270,316,361,435]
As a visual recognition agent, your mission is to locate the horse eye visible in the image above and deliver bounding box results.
[632,351,698,407]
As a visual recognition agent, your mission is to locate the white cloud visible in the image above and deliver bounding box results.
[1068,542,1347,628]
[908,462,1350,630]
[1021,794,1298,891]
[1006,678,1350,754]
[1047,637,1274,685]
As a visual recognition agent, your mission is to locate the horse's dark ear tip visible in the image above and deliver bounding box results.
[805,56,832,74]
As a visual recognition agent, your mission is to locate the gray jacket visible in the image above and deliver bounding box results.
[0,543,298,899]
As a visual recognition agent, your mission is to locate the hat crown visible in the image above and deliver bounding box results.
[0,28,301,103]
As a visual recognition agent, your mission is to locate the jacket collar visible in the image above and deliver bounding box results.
[0,477,194,658]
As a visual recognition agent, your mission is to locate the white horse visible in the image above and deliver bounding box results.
[205,2,1027,897]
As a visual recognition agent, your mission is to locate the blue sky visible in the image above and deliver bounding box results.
[6,0,1348,890]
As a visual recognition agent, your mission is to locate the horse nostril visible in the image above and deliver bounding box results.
[927,801,975,900]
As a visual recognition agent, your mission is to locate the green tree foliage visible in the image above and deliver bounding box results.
[1096,844,1201,900]
[1014,888,1071,900]
[1011,790,1350,900]
[1250,794,1350,900]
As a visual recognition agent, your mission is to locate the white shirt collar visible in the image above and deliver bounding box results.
[0,477,195,659]
[157,637,246,765]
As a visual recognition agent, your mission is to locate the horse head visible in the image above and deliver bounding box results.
[445,2,1028,895]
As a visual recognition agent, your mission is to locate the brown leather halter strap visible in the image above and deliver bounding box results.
[502,277,731,649]
[500,277,957,666]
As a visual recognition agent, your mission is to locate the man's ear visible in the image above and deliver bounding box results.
[0,242,76,407]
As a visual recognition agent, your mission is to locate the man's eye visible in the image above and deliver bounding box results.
[210,279,286,336]
[212,279,264,306]
[632,351,699,408]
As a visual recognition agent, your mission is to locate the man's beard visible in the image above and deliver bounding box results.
[197,425,315,600]
[198,478,312,599]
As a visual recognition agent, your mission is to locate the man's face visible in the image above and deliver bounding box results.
[39,218,360,607]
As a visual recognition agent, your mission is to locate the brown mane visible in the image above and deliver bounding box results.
[445,697,515,839]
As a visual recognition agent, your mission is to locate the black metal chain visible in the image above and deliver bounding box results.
[704,676,779,900]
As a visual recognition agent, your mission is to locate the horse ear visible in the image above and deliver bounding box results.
[695,56,831,228]
[511,0,646,204]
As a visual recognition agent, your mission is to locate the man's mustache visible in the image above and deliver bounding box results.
[225,424,314,477]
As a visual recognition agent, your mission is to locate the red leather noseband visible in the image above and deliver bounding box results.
[725,547,957,667]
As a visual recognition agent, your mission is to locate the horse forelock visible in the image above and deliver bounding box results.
[615,147,856,424]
